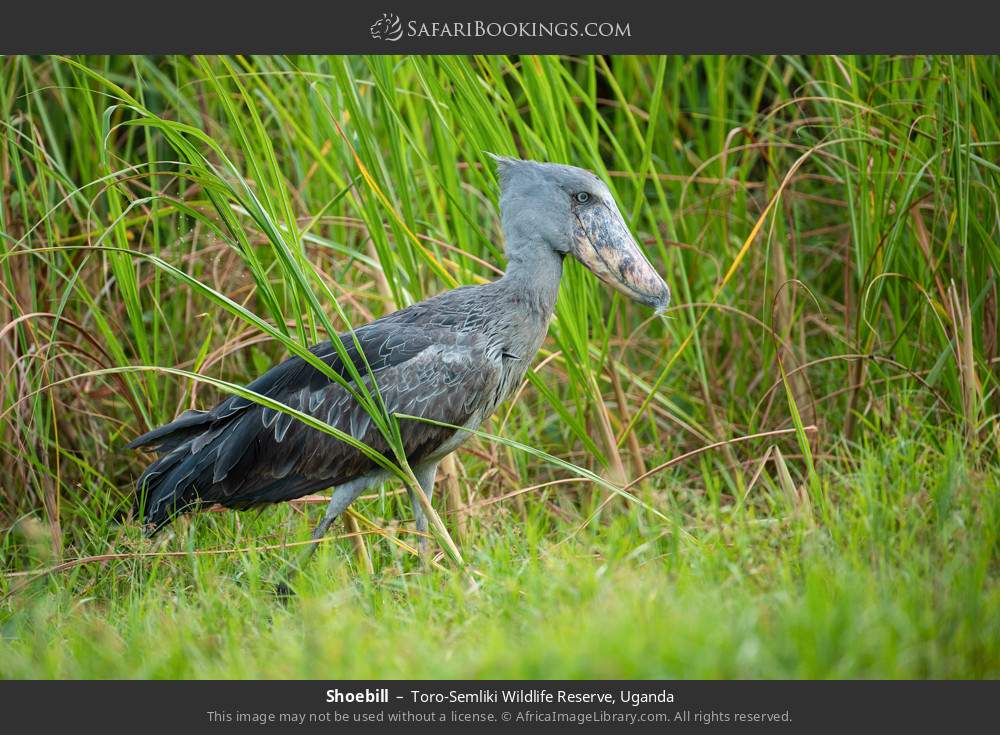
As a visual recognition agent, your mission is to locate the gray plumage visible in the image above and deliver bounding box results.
[129,157,669,539]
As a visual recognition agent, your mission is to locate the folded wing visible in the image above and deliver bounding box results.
[132,321,501,532]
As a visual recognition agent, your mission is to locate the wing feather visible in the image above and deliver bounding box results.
[135,306,503,530]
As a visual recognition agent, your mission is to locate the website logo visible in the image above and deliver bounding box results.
[370,13,404,42]
[368,15,632,43]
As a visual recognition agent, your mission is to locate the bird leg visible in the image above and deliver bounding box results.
[408,462,438,559]
[275,477,371,597]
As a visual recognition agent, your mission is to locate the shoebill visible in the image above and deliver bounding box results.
[128,156,670,571]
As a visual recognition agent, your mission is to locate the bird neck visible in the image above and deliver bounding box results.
[499,241,563,317]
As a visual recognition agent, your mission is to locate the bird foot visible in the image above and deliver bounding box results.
[417,539,437,568]
[273,579,297,600]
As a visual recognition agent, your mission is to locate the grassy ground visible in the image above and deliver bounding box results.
[1,55,998,678]
[3,424,998,678]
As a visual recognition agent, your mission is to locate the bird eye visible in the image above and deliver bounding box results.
[574,192,591,204]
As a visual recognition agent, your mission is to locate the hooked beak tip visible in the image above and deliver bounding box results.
[648,286,671,314]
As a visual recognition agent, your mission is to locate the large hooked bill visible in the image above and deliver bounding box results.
[572,198,671,313]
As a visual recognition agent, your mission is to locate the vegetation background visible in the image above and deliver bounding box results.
[0,55,997,678]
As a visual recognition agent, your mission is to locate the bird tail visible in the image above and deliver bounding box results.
[127,409,212,451]
[133,446,215,535]
[130,399,329,532]
[130,410,221,534]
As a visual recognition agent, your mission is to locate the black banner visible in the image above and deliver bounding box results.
[0,680,995,732]
[2,0,999,54]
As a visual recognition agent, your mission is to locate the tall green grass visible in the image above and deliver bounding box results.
[0,55,997,678]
